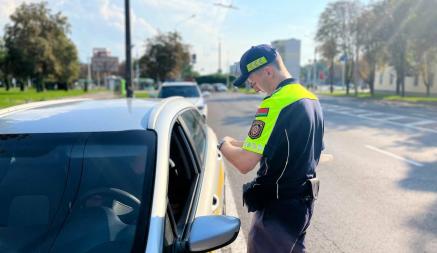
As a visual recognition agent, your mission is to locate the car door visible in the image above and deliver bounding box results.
[163,114,203,253]
[179,109,225,217]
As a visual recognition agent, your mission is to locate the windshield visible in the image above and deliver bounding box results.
[0,130,156,253]
[159,86,200,98]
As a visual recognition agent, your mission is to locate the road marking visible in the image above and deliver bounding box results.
[220,176,247,253]
[406,120,435,126]
[324,106,437,134]
[356,113,385,118]
[365,145,424,167]
[353,110,370,114]
[384,115,407,121]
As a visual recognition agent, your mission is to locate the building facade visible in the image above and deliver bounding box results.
[374,65,437,96]
[271,38,301,80]
[91,48,119,86]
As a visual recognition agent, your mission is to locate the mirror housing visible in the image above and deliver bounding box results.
[186,215,240,252]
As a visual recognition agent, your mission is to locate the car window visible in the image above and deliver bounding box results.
[159,86,200,98]
[51,130,156,253]
[180,109,207,165]
[163,204,177,253]
[0,133,77,252]
[166,123,200,238]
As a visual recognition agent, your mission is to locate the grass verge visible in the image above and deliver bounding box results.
[0,88,103,109]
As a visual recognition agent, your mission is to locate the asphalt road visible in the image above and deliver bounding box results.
[207,92,437,253]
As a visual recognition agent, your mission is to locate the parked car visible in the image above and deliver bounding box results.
[158,82,208,118]
[199,83,214,92]
[0,98,240,253]
[213,83,228,92]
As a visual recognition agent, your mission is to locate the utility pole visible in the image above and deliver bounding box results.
[313,48,317,89]
[86,56,91,92]
[136,49,140,89]
[218,40,222,73]
[124,0,133,97]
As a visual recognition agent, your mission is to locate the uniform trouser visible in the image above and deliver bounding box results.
[247,198,314,253]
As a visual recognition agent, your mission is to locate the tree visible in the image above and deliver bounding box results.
[316,0,362,95]
[195,73,234,85]
[0,39,9,90]
[335,0,362,95]
[356,1,388,96]
[181,63,200,81]
[379,0,417,97]
[52,36,80,90]
[3,2,78,92]
[316,2,342,93]
[140,32,191,82]
[406,0,437,96]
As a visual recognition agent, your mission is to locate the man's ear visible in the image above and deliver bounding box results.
[265,66,273,77]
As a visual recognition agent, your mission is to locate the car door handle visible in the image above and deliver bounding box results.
[211,194,219,212]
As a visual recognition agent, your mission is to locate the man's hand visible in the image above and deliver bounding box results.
[220,136,262,174]
[223,136,244,148]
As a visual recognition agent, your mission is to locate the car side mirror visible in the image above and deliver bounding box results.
[202,91,211,98]
[186,215,240,252]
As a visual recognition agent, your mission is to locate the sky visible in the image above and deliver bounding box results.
[0,0,333,74]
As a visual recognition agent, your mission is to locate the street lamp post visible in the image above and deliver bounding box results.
[218,39,222,73]
[124,0,133,98]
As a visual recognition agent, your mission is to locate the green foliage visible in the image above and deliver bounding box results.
[0,88,102,108]
[0,39,6,80]
[181,64,200,81]
[3,2,79,91]
[316,0,362,94]
[195,73,235,85]
[316,0,437,97]
[140,32,191,82]
[404,0,437,96]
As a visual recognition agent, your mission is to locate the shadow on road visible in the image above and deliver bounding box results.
[400,160,437,252]
[324,108,437,252]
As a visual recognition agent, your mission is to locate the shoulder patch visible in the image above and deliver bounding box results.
[248,120,265,139]
[255,108,269,117]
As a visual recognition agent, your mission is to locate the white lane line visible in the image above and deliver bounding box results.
[335,110,355,114]
[324,107,437,134]
[407,120,435,126]
[220,176,247,253]
[357,113,386,118]
[365,145,424,167]
[384,115,407,121]
[353,110,370,114]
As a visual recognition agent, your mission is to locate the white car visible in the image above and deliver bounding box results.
[158,82,208,118]
[213,83,228,92]
[0,98,239,253]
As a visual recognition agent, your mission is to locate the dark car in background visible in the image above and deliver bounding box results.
[158,82,208,118]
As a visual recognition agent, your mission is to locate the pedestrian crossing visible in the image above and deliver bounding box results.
[322,103,437,134]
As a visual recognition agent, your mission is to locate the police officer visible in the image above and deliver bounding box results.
[218,44,324,253]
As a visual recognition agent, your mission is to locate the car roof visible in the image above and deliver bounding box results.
[0,98,193,134]
[161,81,197,87]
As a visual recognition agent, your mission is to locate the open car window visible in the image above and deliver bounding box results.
[165,122,201,245]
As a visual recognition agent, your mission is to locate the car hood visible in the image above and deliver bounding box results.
[185,97,205,107]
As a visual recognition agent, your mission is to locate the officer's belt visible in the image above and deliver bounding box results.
[243,178,319,212]
[261,181,314,199]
